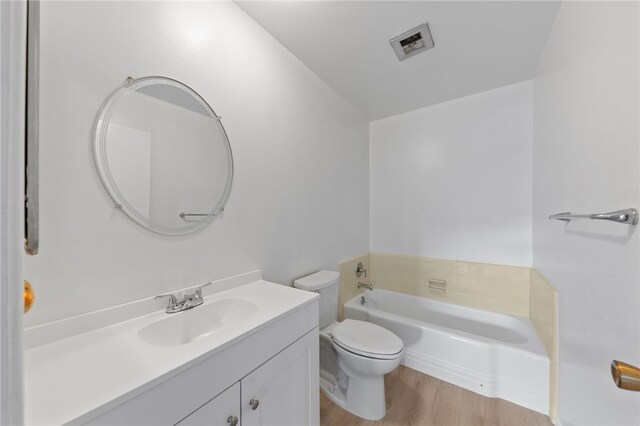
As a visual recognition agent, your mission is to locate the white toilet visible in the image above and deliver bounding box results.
[294,270,404,421]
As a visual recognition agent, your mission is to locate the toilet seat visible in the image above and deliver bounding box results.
[331,319,404,360]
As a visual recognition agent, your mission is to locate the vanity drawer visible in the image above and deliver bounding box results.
[176,382,240,426]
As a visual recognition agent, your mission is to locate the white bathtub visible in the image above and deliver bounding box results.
[344,290,550,415]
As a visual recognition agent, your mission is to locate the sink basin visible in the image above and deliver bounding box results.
[138,298,258,347]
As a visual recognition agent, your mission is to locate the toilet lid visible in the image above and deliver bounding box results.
[332,319,404,359]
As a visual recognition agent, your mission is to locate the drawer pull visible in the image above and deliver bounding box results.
[249,398,259,410]
[227,415,238,426]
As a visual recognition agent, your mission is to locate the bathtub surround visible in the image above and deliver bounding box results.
[370,81,533,267]
[25,1,369,326]
[338,254,370,321]
[369,252,530,317]
[529,270,558,421]
[532,2,640,425]
[341,253,556,351]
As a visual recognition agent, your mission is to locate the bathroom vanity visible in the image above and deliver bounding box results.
[24,272,319,425]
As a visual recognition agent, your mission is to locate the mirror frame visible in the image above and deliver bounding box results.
[92,76,233,235]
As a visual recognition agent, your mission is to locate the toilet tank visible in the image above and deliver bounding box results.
[293,270,340,329]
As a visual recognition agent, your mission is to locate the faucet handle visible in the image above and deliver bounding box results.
[194,281,213,300]
[155,294,181,313]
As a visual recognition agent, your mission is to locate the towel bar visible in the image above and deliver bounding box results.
[548,208,638,225]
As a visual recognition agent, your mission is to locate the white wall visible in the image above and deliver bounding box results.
[24,1,369,326]
[532,2,640,425]
[370,81,533,266]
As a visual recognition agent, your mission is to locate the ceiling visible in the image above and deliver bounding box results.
[236,1,560,120]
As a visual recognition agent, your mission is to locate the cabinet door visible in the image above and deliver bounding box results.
[176,382,240,426]
[242,328,319,426]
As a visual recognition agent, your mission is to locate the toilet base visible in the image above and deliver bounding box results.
[344,374,386,420]
[320,375,347,408]
[320,369,386,421]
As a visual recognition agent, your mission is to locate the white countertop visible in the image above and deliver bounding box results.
[24,279,318,425]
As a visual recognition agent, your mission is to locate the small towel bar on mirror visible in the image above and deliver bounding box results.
[179,208,224,219]
[548,208,638,225]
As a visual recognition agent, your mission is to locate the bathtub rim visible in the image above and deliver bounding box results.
[344,289,548,359]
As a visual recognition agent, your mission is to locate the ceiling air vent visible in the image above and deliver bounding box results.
[389,23,434,61]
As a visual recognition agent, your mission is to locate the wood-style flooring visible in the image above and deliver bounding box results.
[320,365,552,426]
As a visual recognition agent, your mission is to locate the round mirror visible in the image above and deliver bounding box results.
[93,76,233,235]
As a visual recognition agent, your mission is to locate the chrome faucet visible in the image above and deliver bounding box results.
[155,282,212,313]
[357,281,373,291]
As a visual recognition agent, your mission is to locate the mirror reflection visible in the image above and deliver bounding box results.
[94,77,233,235]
